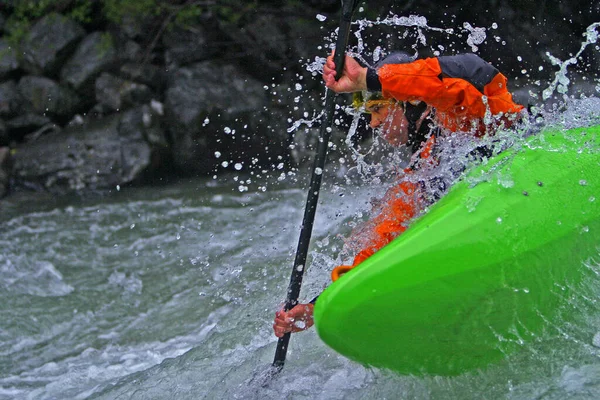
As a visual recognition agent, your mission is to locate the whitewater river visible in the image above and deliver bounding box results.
[2,98,600,399]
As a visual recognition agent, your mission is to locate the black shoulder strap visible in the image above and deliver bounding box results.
[437,54,499,93]
[405,101,431,153]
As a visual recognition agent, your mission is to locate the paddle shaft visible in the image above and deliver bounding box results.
[273,0,360,369]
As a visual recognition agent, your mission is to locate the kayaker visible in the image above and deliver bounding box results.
[273,51,525,339]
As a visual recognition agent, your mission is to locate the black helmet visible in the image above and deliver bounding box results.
[374,51,416,68]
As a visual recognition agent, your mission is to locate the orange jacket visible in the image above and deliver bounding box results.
[331,139,431,282]
[369,53,524,133]
[331,54,523,282]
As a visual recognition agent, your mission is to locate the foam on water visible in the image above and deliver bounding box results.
[0,257,74,297]
[2,9,600,400]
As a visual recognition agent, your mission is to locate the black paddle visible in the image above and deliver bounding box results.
[272,0,362,370]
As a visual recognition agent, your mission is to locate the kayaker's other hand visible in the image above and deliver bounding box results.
[273,303,315,337]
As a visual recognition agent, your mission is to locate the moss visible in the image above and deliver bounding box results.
[2,0,307,47]
[3,0,92,46]
[97,32,115,58]
[102,0,160,24]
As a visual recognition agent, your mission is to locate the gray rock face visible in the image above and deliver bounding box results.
[12,105,166,194]
[0,39,18,79]
[119,63,167,92]
[164,61,268,172]
[95,73,152,112]
[5,114,52,140]
[162,25,217,68]
[1,2,597,200]
[60,32,117,92]
[0,80,22,118]
[0,119,7,146]
[20,13,85,76]
[0,146,10,197]
[166,61,266,124]
[18,76,81,118]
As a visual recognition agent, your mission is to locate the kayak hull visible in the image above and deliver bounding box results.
[314,126,600,376]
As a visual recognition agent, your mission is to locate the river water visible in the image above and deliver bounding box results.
[3,14,600,399]
[2,97,600,399]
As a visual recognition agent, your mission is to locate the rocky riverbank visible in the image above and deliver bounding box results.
[0,1,597,199]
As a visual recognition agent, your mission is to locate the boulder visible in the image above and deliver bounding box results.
[164,61,268,173]
[0,39,19,79]
[17,76,81,118]
[162,23,219,68]
[120,63,167,92]
[0,80,22,118]
[220,14,289,81]
[19,13,85,76]
[11,105,166,194]
[60,32,117,93]
[0,146,10,198]
[95,73,153,112]
[5,114,52,141]
[0,119,7,146]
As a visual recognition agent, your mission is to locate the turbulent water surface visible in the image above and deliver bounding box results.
[3,11,600,395]
[2,98,600,399]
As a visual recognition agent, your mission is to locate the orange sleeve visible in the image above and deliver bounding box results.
[377,58,524,132]
[378,58,451,109]
[331,180,419,281]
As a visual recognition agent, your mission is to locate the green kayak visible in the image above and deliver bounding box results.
[314,125,600,376]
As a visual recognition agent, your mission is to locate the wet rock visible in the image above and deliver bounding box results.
[11,109,163,194]
[162,24,219,68]
[19,13,85,76]
[0,146,10,198]
[0,80,22,118]
[0,119,8,146]
[117,105,169,180]
[164,61,267,173]
[117,15,153,40]
[166,61,266,123]
[95,73,153,112]
[0,39,19,79]
[122,40,142,62]
[60,32,117,93]
[285,16,329,81]
[5,114,52,141]
[221,14,289,80]
[17,76,81,118]
[120,63,167,92]
[119,103,168,147]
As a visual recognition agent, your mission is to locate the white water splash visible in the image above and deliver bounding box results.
[463,22,487,52]
[0,256,74,297]
[286,109,325,133]
[543,22,600,101]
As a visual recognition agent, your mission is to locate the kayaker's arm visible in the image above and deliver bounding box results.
[374,54,524,129]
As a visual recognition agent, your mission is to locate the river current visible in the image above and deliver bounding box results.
[2,96,600,399]
[3,11,600,395]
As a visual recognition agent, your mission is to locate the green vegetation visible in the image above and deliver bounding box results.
[1,0,314,47]
[1,0,274,47]
[3,0,91,45]
[102,0,260,26]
